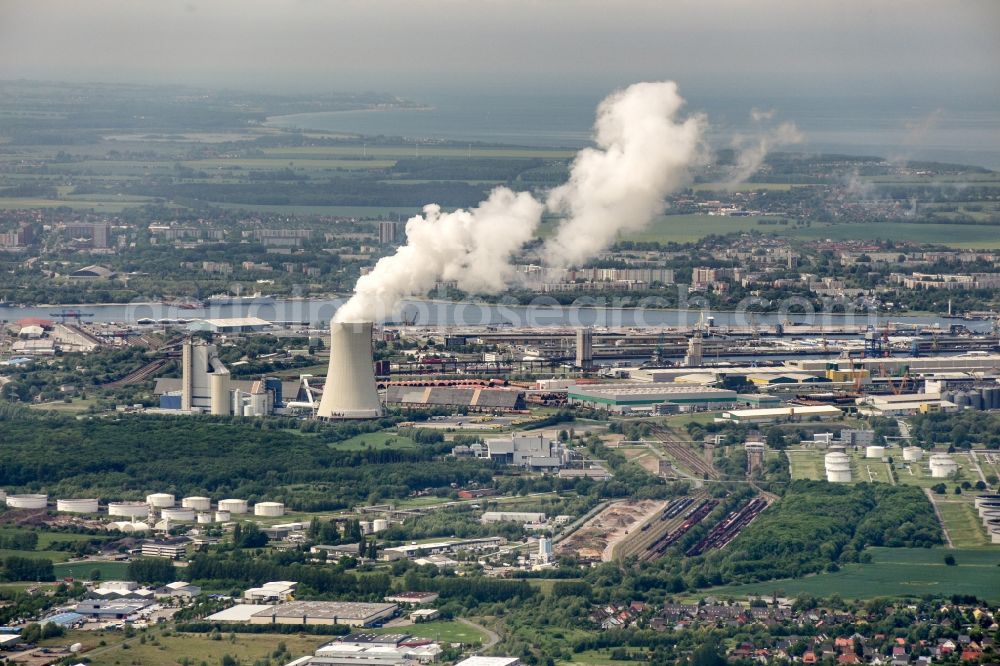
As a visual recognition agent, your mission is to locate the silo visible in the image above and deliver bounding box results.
[214,510,231,522]
[902,446,924,462]
[940,390,955,405]
[315,321,383,419]
[865,445,885,459]
[56,498,99,514]
[161,507,196,521]
[6,494,48,509]
[210,371,231,416]
[182,496,212,512]
[196,512,213,524]
[929,454,958,478]
[108,501,150,518]
[359,520,373,534]
[969,392,983,410]
[254,501,285,517]
[372,518,389,533]
[825,452,852,483]
[218,499,248,514]
[955,392,971,408]
[146,493,175,508]
[987,387,1000,410]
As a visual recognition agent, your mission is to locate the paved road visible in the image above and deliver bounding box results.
[457,617,500,652]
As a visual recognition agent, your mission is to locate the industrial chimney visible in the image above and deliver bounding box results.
[315,321,383,419]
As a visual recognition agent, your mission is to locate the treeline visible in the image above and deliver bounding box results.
[910,411,1000,451]
[690,481,942,584]
[0,413,495,509]
[2,556,54,582]
[185,554,391,598]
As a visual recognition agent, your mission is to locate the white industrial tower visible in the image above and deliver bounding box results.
[181,338,231,415]
[315,321,383,419]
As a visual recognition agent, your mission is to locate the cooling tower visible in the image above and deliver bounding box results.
[316,321,383,419]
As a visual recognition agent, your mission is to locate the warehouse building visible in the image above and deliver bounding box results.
[484,433,569,470]
[566,384,737,413]
[855,392,952,416]
[381,536,503,561]
[286,633,443,666]
[385,385,525,412]
[249,601,398,627]
[186,317,273,334]
[719,404,843,424]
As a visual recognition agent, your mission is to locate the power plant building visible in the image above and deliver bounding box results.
[385,385,525,411]
[316,321,383,420]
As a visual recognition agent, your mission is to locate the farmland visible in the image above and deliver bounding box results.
[704,546,1000,602]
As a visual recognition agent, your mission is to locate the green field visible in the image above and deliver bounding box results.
[374,619,486,644]
[783,221,1000,249]
[329,431,419,451]
[53,560,130,581]
[183,158,398,170]
[935,500,991,548]
[76,630,327,666]
[705,547,1000,601]
[623,214,774,243]
[258,144,576,159]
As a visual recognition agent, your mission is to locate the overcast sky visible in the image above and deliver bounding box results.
[1,0,998,99]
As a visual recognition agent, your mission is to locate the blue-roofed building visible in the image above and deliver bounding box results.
[42,611,84,628]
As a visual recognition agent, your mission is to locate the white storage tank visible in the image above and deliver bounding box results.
[56,498,99,514]
[865,445,885,459]
[372,518,389,533]
[359,520,373,534]
[929,454,959,478]
[161,507,196,521]
[974,494,1000,509]
[218,499,248,514]
[214,510,231,522]
[902,446,924,462]
[6,494,48,509]
[196,512,213,524]
[108,501,150,518]
[182,496,212,512]
[254,501,285,517]
[108,521,149,533]
[824,452,852,483]
[146,493,175,508]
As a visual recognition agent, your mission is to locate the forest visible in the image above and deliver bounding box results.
[0,411,495,509]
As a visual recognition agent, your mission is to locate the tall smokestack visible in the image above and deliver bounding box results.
[316,321,383,420]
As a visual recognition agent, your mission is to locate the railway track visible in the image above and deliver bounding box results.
[685,496,768,556]
[640,498,718,562]
[104,358,169,388]
[650,426,721,480]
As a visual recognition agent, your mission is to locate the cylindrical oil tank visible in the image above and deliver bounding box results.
[865,445,885,459]
[218,499,248,514]
[372,518,388,532]
[214,510,231,522]
[254,501,284,517]
[977,502,1000,518]
[929,454,958,478]
[974,494,1000,509]
[196,512,213,524]
[902,446,924,462]
[210,372,231,416]
[108,501,150,518]
[182,496,212,512]
[146,493,175,508]
[161,507,196,521]
[56,498,99,514]
[6,494,48,509]
[825,452,852,483]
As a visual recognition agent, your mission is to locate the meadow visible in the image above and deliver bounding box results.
[704,547,1000,602]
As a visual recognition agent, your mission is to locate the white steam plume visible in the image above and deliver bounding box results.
[543,81,706,268]
[334,188,543,323]
[335,81,708,322]
[725,114,804,188]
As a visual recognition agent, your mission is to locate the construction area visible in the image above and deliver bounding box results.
[556,499,666,562]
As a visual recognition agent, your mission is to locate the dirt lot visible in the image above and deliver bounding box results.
[557,498,666,562]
